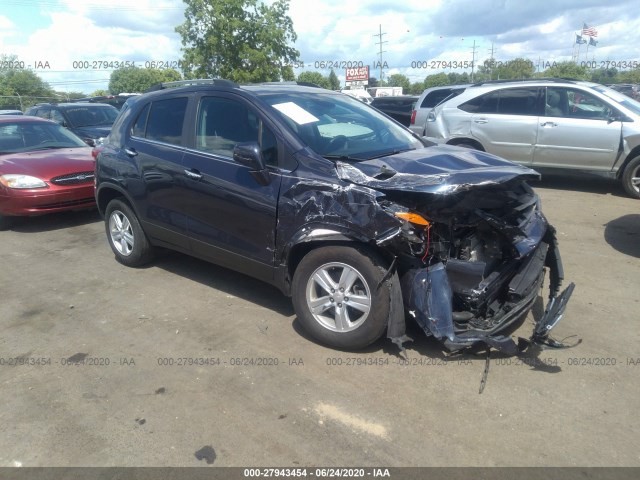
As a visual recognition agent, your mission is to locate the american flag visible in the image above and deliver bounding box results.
[582,23,598,37]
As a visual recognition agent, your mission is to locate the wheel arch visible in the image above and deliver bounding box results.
[617,145,640,179]
[96,183,136,217]
[281,227,393,296]
[446,137,486,151]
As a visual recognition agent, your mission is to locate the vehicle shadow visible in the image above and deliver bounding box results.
[530,172,627,197]
[155,252,295,318]
[604,214,640,258]
[5,209,101,233]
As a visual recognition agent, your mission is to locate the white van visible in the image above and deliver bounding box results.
[340,89,373,104]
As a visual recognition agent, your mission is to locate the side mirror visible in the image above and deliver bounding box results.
[233,142,270,186]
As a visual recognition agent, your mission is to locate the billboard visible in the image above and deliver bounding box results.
[345,66,369,82]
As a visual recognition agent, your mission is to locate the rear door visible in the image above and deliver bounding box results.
[533,87,622,170]
[461,87,542,166]
[125,96,191,248]
[181,93,283,282]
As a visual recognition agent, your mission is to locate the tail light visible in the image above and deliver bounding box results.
[410,110,417,125]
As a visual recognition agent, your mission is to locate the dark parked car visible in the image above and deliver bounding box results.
[0,116,95,229]
[24,102,119,146]
[608,83,639,101]
[95,80,574,355]
[370,95,418,127]
[71,93,141,110]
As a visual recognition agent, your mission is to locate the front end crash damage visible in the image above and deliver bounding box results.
[334,149,575,356]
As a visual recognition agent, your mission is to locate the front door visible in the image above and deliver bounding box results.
[181,94,283,282]
[533,87,622,171]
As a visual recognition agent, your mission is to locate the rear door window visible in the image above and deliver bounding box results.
[460,87,540,115]
[136,98,188,146]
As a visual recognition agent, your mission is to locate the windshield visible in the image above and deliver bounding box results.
[0,121,87,153]
[261,92,423,160]
[64,105,119,127]
[591,85,640,116]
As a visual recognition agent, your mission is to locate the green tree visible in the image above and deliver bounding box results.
[297,71,330,89]
[386,74,411,93]
[328,69,340,90]
[108,67,181,94]
[176,0,299,83]
[409,81,425,94]
[424,73,450,88]
[91,89,110,97]
[447,72,470,85]
[540,61,589,80]
[494,57,535,80]
[590,68,618,85]
[0,55,53,109]
[619,67,640,84]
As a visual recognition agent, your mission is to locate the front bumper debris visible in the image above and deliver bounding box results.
[398,239,575,356]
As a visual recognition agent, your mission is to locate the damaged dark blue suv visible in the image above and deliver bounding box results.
[95,79,574,355]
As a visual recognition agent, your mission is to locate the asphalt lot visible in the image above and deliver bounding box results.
[1,174,639,468]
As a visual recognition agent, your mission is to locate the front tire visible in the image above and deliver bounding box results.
[0,214,12,231]
[105,199,154,267]
[291,246,390,349]
[622,156,640,199]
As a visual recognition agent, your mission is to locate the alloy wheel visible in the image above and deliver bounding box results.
[109,210,134,256]
[305,262,372,332]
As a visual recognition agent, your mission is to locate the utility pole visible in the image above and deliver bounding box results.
[373,24,388,82]
[488,42,496,79]
[470,40,478,82]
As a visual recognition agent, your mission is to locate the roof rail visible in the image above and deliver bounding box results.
[145,79,239,92]
[255,81,324,88]
[471,77,579,87]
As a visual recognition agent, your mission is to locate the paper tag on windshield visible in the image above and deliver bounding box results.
[272,102,319,125]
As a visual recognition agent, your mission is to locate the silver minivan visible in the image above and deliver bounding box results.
[425,79,640,198]
[409,84,470,136]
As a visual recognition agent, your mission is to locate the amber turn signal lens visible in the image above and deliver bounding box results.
[394,212,430,226]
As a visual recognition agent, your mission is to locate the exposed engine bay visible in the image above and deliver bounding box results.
[376,178,575,355]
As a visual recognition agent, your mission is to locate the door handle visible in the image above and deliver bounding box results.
[474,118,488,124]
[184,169,202,180]
[540,122,558,127]
[124,147,138,157]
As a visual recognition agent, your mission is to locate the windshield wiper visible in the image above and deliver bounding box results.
[323,154,366,162]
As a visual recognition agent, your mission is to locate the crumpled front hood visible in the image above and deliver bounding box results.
[336,145,540,194]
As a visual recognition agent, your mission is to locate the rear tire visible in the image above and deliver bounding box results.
[291,246,390,350]
[104,199,154,267]
[622,156,640,199]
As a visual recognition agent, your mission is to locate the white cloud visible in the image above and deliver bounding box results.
[2,0,639,93]
[0,15,18,44]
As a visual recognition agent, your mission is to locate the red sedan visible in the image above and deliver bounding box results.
[0,116,96,229]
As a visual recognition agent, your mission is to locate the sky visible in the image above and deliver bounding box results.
[1,0,639,94]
